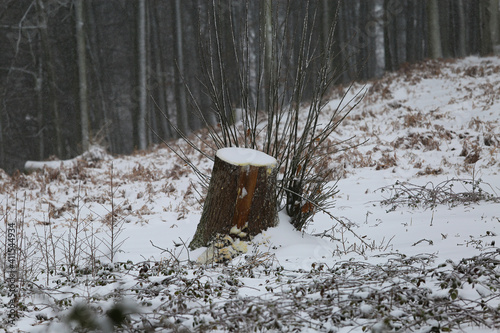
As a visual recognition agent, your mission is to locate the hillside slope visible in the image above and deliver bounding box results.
[1,56,499,332]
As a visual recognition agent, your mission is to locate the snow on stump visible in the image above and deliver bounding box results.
[189,147,278,257]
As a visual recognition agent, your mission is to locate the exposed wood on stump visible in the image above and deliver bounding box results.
[189,148,278,250]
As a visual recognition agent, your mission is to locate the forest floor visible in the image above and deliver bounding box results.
[1,56,500,332]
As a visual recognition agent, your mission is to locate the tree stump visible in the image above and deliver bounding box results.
[189,147,278,250]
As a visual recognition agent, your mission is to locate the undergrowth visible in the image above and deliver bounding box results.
[8,248,499,332]
[378,177,500,212]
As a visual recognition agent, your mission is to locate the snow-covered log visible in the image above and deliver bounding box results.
[24,145,110,172]
[24,159,78,172]
[189,148,278,250]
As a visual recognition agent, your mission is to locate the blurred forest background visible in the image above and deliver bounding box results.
[0,0,499,173]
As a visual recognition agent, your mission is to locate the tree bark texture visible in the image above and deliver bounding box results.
[76,0,90,152]
[137,0,147,150]
[174,0,188,136]
[456,0,467,57]
[36,0,63,158]
[426,0,443,59]
[189,149,278,250]
[490,0,499,48]
[479,0,495,56]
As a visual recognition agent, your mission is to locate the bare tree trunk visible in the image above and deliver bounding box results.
[263,0,273,108]
[174,0,188,135]
[36,61,44,160]
[426,0,443,59]
[189,148,278,250]
[415,1,426,60]
[479,0,493,56]
[358,0,376,78]
[37,0,63,157]
[406,0,417,63]
[137,0,147,150]
[384,0,398,71]
[0,106,4,167]
[490,0,499,50]
[75,0,90,152]
[438,0,451,58]
[150,3,171,139]
[86,2,112,151]
[322,0,330,52]
[456,0,467,57]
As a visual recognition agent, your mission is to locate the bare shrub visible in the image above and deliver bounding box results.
[58,182,92,278]
[460,138,482,164]
[392,132,440,151]
[157,1,363,232]
[378,177,500,211]
[415,166,443,176]
[99,164,128,263]
[375,152,397,170]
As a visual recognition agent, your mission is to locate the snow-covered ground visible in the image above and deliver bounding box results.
[1,56,499,332]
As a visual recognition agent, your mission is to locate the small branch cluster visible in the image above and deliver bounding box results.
[377,178,500,211]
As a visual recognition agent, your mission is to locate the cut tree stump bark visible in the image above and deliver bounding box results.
[189,147,278,250]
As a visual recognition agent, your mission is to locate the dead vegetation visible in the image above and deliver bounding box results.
[392,132,441,151]
[378,177,500,211]
[326,58,500,179]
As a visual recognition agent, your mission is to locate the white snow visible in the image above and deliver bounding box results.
[239,187,248,198]
[216,147,277,167]
[2,56,500,332]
